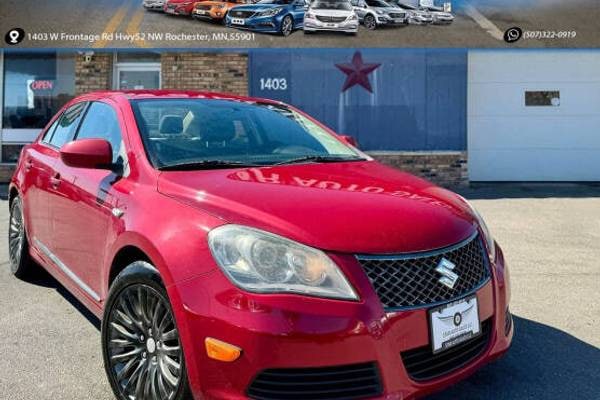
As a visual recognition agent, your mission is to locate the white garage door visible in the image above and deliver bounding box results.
[468,50,600,181]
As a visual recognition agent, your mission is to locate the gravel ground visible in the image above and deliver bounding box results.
[0,184,598,399]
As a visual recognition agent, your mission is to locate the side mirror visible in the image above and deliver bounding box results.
[60,138,113,169]
[338,134,358,148]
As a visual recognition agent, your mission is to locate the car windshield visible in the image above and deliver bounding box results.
[257,0,292,4]
[366,0,390,7]
[130,99,364,169]
[313,0,352,10]
[396,2,416,9]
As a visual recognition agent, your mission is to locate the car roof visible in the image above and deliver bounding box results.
[74,90,283,105]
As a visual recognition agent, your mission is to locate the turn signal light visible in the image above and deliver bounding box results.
[205,337,242,362]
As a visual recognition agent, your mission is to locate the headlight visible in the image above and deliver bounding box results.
[208,225,359,300]
[460,197,496,260]
[348,14,358,20]
[259,7,283,16]
[376,10,384,14]
[306,12,315,18]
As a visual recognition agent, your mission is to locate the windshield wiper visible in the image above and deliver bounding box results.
[274,155,365,165]
[158,160,263,171]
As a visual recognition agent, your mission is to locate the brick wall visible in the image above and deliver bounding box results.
[75,53,113,95]
[161,53,248,95]
[369,151,469,188]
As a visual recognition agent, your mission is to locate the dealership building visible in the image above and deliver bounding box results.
[1,48,598,186]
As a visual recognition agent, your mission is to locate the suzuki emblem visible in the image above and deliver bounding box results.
[435,258,459,289]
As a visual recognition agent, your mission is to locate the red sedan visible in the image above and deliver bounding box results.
[8,90,512,400]
[164,0,197,15]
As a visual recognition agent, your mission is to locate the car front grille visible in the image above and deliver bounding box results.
[247,362,382,400]
[357,233,490,310]
[230,10,255,18]
[401,318,492,381]
[316,15,347,23]
[195,4,211,10]
[389,12,406,18]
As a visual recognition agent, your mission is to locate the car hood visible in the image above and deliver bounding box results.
[197,1,225,6]
[375,6,403,13]
[310,8,354,16]
[157,161,477,254]
[230,3,286,12]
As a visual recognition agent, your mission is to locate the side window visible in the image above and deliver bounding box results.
[42,116,62,143]
[47,102,87,148]
[76,102,124,164]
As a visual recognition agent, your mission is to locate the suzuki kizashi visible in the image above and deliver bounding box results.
[9,90,512,400]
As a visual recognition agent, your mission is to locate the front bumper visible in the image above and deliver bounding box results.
[171,245,512,400]
[304,18,359,33]
[144,2,165,10]
[226,14,284,33]
[408,16,433,25]
[193,8,226,21]
[164,5,193,15]
[376,15,407,26]
[432,15,454,24]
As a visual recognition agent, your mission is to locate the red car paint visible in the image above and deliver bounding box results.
[10,90,512,399]
[164,0,198,15]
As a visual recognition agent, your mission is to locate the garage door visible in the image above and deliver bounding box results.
[468,50,600,181]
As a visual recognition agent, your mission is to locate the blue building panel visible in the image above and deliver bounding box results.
[249,49,467,151]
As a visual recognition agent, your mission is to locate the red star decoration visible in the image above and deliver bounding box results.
[335,51,381,93]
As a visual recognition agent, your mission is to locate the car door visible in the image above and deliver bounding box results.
[291,0,307,27]
[20,116,61,253]
[25,103,87,258]
[351,0,366,20]
[49,100,129,301]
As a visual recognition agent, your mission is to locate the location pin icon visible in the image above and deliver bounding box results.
[9,30,19,43]
[5,28,24,45]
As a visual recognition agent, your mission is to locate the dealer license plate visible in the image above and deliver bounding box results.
[326,23,338,27]
[429,295,480,354]
[231,18,245,25]
[194,10,208,15]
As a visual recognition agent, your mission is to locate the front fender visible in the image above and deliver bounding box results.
[102,191,226,301]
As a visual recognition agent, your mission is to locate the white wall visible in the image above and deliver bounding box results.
[468,50,600,181]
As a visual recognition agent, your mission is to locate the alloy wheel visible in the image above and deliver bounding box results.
[364,15,376,30]
[106,284,183,400]
[8,201,25,272]
[281,16,293,36]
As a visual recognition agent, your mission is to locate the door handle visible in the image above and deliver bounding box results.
[50,173,61,189]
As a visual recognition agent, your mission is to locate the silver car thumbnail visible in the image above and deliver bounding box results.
[394,1,434,24]
[305,0,360,34]
[143,0,166,11]
[351,0,408,30]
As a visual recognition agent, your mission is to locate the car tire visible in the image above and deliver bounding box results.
[281,15,294,36]
[364,14,377,30]
[8,196,36,279]
[102,261,193,400]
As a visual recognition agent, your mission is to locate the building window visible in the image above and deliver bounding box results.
[2,144,25,163]
[2,52,76,129]
[525,91,560,107]
[114,52,161,90]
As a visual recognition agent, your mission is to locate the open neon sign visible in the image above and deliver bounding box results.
[29,80,55,91]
